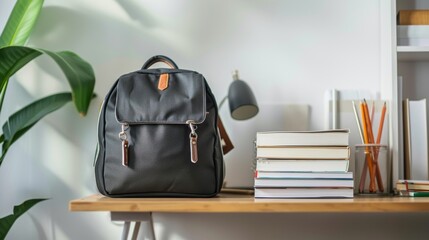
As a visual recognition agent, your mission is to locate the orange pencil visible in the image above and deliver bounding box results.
[352,101,368,193]
[372,102,387,192]
[360,101,376,192]
[376,102,387,144]
[363,100,375,144]
[363,100,384,192]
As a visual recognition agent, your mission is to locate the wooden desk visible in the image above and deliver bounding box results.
[70,193,429,213]
[69,194,429,239]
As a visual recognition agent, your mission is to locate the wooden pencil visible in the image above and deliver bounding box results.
[363,100,384,192]
[360,101,376,192]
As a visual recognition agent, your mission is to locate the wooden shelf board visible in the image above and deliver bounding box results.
[69,194,429,213]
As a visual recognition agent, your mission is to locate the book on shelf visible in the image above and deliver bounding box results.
[397,25,429,46]
[397,38,429,46]
[403,99,411,179]
[256,129,349,147]
[255,171,353,179]
[398,10,429,25]
[254,178,353,188]
[254,187,353,198]
[256,159,349,172]
[403,98,429,180]
[256,146,350,159]
[396,76,404,181]
[396,180,429,191]
[397,25,429,38]
[398,191,429,197]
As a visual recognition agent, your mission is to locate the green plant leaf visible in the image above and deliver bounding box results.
[42,50,95,115]
[0,198,47,239]
[0,93,72,165]
[2,92,72,142]
[0,46,42,110]
[0,0,44,47]
[0,46,95,115]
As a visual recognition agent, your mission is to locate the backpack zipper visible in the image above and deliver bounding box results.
[186,120,198,163]
[119,123,129,166]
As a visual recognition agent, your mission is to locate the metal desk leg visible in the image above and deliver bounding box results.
[131,222,141,240]
[122,222,131,240]
[111,212,155,240]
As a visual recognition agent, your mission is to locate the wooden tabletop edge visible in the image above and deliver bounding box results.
[68,194,429,213]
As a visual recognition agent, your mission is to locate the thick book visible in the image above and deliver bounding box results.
[397,38,429,46]
[256,146,350,159]
[397,26,429,46]
[254,178,354,188]
[403,99,429,180]
[396,180,429,191]
[256,129,349,147]
[256,159,349,172]
[255,171,353,179]
[403,99,411,179]
[397,26,429,39]
[398,10,429,25]
[254,187,353,198]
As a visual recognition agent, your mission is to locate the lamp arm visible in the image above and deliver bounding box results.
[218,95,228,109]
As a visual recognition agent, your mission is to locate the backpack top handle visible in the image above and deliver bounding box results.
[141,55,179,69]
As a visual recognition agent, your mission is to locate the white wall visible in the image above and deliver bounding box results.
[1,0,428,239]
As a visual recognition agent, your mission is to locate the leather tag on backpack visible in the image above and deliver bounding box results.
[158,73,169,91]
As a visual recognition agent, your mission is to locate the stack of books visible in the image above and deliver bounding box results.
[254,129,353,198]
[397,10,429,46]
[396,180,429,197]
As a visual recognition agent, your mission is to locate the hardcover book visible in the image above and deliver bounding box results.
[398,10,429,25]
[254,187,353,198]
[256,129,349,147]
[256,159,349,172]
[255,171,353,179]
[256,146,350,160]
[403,99,429,180]
[254,178,354,188]
[397,23,429,46]
[396,180,429,191]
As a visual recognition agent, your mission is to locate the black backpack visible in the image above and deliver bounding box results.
[95,55,224,197]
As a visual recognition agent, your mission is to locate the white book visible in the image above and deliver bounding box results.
[397,179,429,185]
[254,188,353,198]
[397,76,404,181]
[408,99,429,180]
[398,38,429,46]
[256,129,349,147]
[256,146,350,160]
[256,159,349,172]
[254,178,354,188]
[396,179,429,191]
[397,26,429,38]
[255,171,353,179]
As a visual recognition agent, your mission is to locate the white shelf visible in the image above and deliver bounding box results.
[397,46,429,61]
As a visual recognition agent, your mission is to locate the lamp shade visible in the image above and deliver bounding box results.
[227,79,259,120]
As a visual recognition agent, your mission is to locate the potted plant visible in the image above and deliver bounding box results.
[0,0,96,238]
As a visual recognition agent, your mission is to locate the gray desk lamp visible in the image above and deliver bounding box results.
[218,70,259,155]
[219,70,259,120]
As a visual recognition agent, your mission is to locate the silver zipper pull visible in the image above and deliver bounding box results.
[118,123,129,166]
[186,120,198,163]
